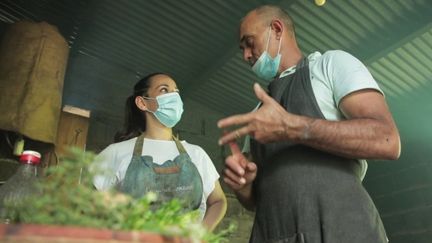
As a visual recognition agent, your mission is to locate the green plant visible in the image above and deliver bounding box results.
[6,147,235,243]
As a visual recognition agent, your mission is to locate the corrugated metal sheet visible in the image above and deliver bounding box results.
[1,1,432,242]
[192,0,432,115]
[0,0,431,119]
[369,27,432,97]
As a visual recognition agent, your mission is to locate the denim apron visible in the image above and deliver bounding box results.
[119,134,203,210]
[249,58,387,243]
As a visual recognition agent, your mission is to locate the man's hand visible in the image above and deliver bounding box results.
[223,141,257,192]
[218,83,302,145]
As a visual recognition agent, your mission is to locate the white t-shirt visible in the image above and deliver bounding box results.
[93,137,219,220]
[245,50,383,180]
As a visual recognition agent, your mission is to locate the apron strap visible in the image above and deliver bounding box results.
[132,133,145,156]
[172,134,187,154]
[268,56,308,103]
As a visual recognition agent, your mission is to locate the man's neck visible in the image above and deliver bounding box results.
[278,53,302,75]
[277,40,303,75]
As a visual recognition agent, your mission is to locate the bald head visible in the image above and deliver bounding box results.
[242,5,295,37]
[239,4,303,72]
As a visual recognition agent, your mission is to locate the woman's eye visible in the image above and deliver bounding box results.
[160,88,168,93]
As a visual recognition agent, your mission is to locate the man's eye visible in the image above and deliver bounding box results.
[160,88,168,93]
[246,38,253,47]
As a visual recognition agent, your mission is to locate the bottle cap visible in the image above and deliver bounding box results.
[20,150,41,165]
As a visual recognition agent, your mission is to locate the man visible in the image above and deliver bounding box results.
[217,5,400,243]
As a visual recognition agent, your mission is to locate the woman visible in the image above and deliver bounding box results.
[93,73,227,231]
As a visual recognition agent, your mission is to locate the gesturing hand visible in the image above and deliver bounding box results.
[218,83,300,145]
[223,140,257,192]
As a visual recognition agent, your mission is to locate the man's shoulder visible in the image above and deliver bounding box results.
[308,50,364,72]
[308,50,355,62]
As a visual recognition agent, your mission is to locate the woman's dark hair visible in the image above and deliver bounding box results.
[114,72,166,142]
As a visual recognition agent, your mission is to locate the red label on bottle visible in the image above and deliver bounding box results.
[20,152,41,164]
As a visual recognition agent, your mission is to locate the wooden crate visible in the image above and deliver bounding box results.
[55,105,91,157]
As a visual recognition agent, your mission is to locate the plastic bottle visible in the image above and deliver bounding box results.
[0,150,41,223]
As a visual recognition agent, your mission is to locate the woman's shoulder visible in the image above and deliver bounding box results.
[180,140,210,159]
[99,137,137,157]
[180,140,204,151]
[111,136,137,148]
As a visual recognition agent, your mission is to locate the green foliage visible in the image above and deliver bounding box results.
[7,147,234,243]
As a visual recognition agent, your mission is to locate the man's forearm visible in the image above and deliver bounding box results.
[287,116,400,160]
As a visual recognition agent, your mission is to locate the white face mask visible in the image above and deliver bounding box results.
[251,27,282,81]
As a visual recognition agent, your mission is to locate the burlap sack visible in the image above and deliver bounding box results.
[0,21,69,144]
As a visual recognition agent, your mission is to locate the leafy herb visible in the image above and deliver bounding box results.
[6,147,234,242]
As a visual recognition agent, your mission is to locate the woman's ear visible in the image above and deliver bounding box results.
[135,96,147,111]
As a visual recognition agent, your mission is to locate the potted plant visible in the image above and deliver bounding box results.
[0,148,234,242]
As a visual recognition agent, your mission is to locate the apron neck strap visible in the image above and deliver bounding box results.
[172,134,187,154]
[132,133,187,156]
[133,133,146,156]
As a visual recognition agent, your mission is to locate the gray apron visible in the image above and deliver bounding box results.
[119,134,203,210]
[249,58,387,243]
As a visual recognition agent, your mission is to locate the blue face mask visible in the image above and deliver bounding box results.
[143,92,184,128]
[251,27,282,81]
